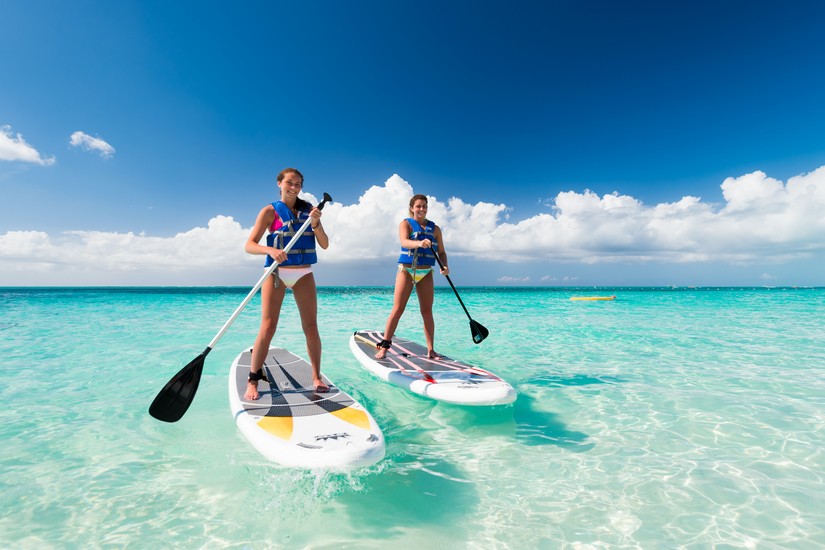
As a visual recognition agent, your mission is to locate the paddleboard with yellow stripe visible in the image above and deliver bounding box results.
[228,347,385,470]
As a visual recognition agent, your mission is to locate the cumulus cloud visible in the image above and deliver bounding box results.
[467,166,825,265]
[0,125,55,165]
[0,216,248,275]
[69,131,115,158]
[315,169,825,266]
[2,168,825,284]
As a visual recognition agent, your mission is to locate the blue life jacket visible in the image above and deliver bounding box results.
[264,201,317,267]
[398,218,437,266]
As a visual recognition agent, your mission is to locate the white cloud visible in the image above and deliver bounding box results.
[540,275,579,282]
[497,275,531,283]
[0,216,248,272]
[2,168,825,285]
[69,131,115,158]
[461,166,825,265]
[0,125,55,165]
[318,168,825,266]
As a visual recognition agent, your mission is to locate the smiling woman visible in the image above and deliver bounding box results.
[148,185,335,423]
[243,168,331,397]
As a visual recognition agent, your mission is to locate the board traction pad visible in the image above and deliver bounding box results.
[233,348,354,418]
[353,330,499,381]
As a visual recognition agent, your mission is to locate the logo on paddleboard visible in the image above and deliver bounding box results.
[315,432,351,442]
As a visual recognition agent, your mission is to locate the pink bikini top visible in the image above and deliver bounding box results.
[269,214,283,233]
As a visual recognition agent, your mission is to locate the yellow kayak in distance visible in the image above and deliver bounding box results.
[570,295,616,301]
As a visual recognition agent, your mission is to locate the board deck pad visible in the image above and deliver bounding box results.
[233,348,351,416]
[229,347,385,469]
[350,330,517,406]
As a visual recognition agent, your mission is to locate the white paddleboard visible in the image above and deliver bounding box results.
[228,347,385,470]
[350,330,517,406]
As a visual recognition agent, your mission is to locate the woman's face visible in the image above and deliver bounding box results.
[278,172,303,200]
[411,199,428,220]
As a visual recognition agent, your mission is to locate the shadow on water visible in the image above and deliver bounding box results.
[327,372,611,536]
[510,372,625,451]
[422,403,593,452]
[432,373,616,452]
[335,452,477,539]
[321,388,478,538]
[524,373,625,388]
[512,393,593,451]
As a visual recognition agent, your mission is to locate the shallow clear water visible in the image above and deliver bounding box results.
[1,286,823,548]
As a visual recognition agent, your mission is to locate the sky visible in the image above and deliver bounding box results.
[2,0,825,287]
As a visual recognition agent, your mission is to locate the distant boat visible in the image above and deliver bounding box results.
[570,295,616,301]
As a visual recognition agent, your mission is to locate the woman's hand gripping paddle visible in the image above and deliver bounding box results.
[432,253,489,344]
[148,193,333,423]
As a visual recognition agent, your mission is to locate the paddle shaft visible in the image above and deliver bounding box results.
[430,252,474,321]
[207,198,329,350]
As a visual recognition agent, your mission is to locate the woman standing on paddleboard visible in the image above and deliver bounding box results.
[243,168,330,399]
[375,194,449,360]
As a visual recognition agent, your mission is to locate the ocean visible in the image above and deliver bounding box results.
[0,286,823,548]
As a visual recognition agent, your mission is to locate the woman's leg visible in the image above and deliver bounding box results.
[245,273,286,400]
[292,272,327,392]
[415,271,438,357]
[376,267,414,359]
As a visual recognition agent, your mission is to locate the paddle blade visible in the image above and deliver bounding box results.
[470,320,489,344]
[148,349,208,423]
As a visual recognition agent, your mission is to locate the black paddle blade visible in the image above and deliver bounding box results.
[470,320,489,344]
[148,348,209,423]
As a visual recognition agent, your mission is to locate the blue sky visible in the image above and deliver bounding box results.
[2,0,825,286]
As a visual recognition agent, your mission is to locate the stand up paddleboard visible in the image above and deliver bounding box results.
[349,330,516,406]
[570,295,616,301]
[228,347,385,470]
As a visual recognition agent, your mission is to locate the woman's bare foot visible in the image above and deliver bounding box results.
[245,380,260,400]
[427,349,442,359]
[375,339,391,359]
[245,369,266,400]
[313,378,330,393]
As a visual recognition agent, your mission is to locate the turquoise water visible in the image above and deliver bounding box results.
[1,286,823,548]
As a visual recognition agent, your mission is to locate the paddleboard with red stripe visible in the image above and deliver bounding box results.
[349,330,516,406]
[229,347,385,470]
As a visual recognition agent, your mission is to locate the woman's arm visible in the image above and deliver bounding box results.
[433,225,449,274]
[245,205,286,263]
[398,219,430,250]
[310,207,329,250]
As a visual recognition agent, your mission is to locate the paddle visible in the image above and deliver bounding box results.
[431,253,489,344]
[148,193,333,423]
